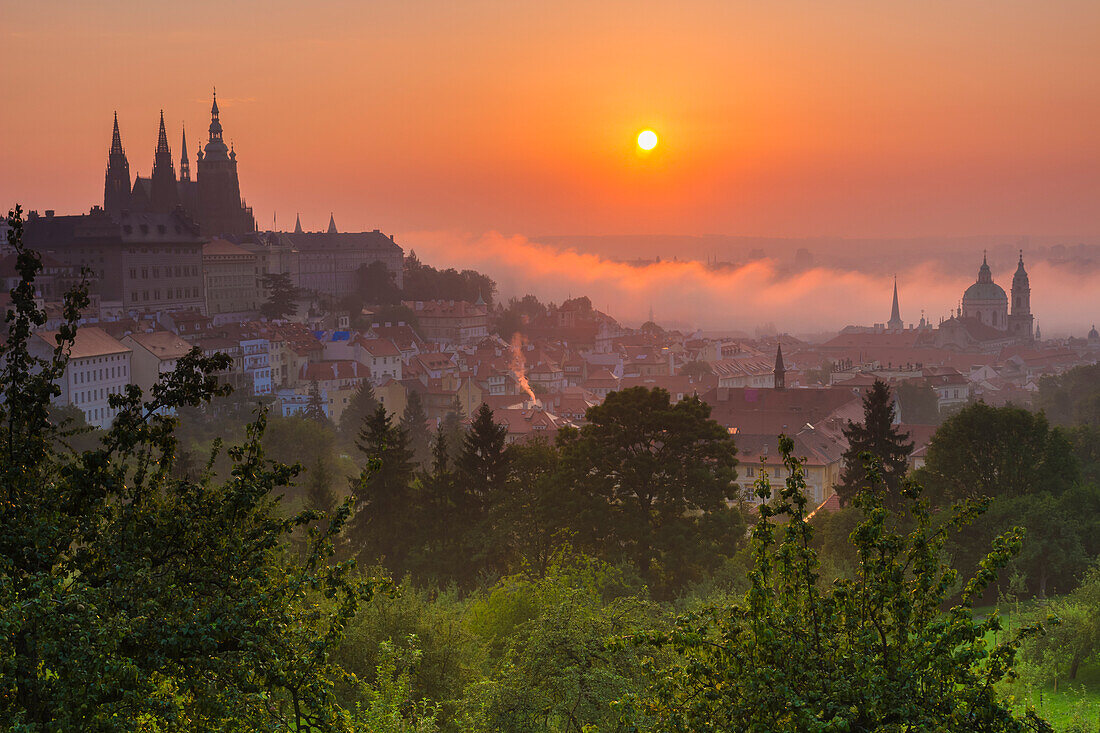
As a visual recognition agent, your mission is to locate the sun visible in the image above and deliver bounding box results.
[637,129,658,151]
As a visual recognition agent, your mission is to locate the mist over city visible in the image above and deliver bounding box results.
[2,2,1100,731]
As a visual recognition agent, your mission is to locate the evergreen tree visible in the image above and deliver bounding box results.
[835,380,913,508]
[408,426,462,584]
[339,380,379,445]
[400,388,432,468]
[440,394,467,462]
[259,272,298,320]
[455,404,511,583]
[303,380,330,425]
[349,403,416,572]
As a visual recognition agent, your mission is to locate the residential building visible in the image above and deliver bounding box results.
[121,331,193,399]
[31,327,132,429]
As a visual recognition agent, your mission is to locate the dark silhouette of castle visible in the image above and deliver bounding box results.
[103,91,255,237]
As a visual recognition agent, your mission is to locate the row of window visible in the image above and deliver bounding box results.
[75,383,124,405]
[129,265,199,279]
[130,287,201,302]
[75,364,127,383]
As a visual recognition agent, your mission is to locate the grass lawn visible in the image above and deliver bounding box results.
[976,602,1100,732]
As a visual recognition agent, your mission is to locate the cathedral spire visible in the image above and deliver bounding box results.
[110,111,124,155]
[156,110,170,155]
[104,111,131,216]
[149,110,178,213]
[327,213,338,234]
[180,124,190,181]
[888,275,903,330]
[294,213,304,235]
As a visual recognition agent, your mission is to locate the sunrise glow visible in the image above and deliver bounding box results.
[637,130,658,151]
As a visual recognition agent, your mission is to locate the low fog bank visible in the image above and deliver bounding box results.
[401,231,1100,339]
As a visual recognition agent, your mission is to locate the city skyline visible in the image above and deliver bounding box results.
[4,1,1100,240]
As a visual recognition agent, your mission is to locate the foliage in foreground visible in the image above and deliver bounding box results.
[0,206,390,731]
[624,438,1052,732]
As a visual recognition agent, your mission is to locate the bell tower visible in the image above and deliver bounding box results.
[1008,250,1034,341]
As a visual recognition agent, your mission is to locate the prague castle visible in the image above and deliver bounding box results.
[104,92,256,237]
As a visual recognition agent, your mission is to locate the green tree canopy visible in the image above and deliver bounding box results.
[0,206,379,730]
[558,387,740,596]
[918,401,1079,504]
[626,438,1049,732]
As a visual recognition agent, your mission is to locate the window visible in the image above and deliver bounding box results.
[746,466,755,477]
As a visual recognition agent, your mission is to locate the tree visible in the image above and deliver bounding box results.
[304,379,330,425]
[917,402,1079,504]
[558,387,741,595]
[895,380,942,425]
[350,404,416,572]
[680,360,713,380]
[1023,564,1100,682]
[835,380,913,508]
[455,404,512,583]
[260,271,299,320]
[440,394,467,462]
[626,438,1050,732]
[356,260,402,305]
[401,389,432,468]
[340,380,380,446]
[0,205,379,730]
[1035,363,1100,427]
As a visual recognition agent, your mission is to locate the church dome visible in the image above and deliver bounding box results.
[963,254,1007,304]
[963,280,1007,304]
[1089,325,1099,342]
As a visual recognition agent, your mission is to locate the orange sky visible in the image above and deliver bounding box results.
[3,1,1100,238]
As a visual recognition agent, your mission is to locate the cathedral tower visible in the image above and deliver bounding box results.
[1008,251,1034,341]
[149,110,179,213]
[197,90,255,236]
[103,112,131,217]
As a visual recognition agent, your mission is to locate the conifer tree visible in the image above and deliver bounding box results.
[339,379,379,445]
[349,403,415,572]
[440,394,467,461]
[400,388,432,468]
[303,380,329,425]
[835,380,913,508]
[455,403,511,582]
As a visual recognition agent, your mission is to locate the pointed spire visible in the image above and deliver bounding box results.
[774,342,786,390]
[212,86,219,116]
[294,213,304,235]
[327,213,337,234]
[110,111,124,155]
[156,110,170,155]
[888,275,902,330]
[179,124,190,181]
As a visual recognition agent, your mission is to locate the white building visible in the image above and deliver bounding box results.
[354,337,403,383]
[241,337,272,395]
[32,327,132,429]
